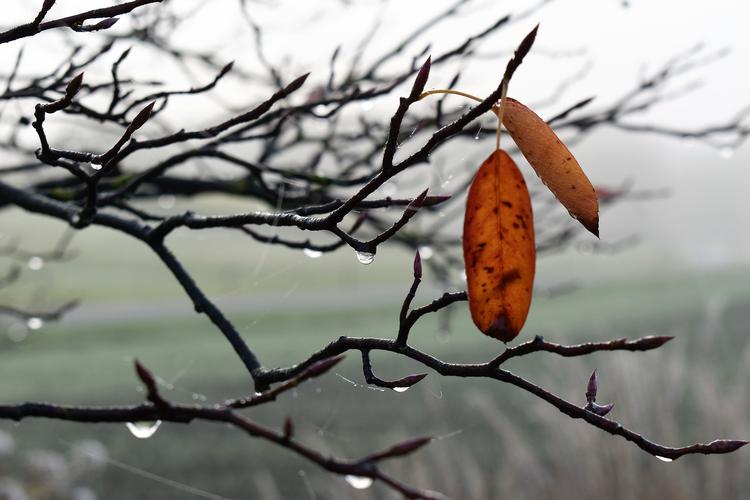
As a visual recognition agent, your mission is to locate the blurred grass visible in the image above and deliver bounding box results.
[0,268,748,499]
[1,203,749,499]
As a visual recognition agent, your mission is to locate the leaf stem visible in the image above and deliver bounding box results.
[418,88,505,149]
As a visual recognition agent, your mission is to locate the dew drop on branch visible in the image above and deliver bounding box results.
[89,162,102,171]
[303,248,323,259]
[26,317,43,330]
[313,104,335,115]
[418,246,433,260]
[355,251,375,265]
[655,455,673,462]
[345,475,373,489]
[27,256,44,271]
[392,386,410,393]
[126,420,162,439]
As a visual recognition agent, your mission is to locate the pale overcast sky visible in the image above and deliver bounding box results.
[2,0,749,279]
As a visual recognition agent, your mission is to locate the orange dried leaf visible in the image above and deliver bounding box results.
[502,97,599,236]
[463,150,535,342]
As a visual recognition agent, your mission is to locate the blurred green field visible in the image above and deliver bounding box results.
[1,262,749,499]
[1,198,749,499]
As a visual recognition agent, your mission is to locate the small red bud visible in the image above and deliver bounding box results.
[413,251,422,279]
[586,370,597,402]
[303,355,345,379]
[88,17,119,31]
[588,402,614,417]
[65,73,84,99]
[129,101,156,131]
[405,188,429,216]
[409,56,431,100]
[389,373,427,390]
[366,436,433,462]
[134,359,155,386]
[425,194,451,205]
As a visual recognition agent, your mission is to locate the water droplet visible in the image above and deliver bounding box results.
[719,146,735,159]
[655,455,673,462]
[355,251,375,265]
[158,194,176,209]
[191,393,207,401]
[126,420,162,439]
[418,246,434,260]
[69,213,81,225]
[303,248,323,259]
[26,317,43,330]
[345,475,373,489]
[27,256,44,271]
[392,386,410,393]
[89,162,102,171]
[313,104,333,115]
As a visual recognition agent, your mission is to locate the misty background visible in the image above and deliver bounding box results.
[0,1,748,499]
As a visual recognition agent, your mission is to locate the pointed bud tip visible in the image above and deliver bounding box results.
[586,370,598,400]
[413,250,422,278]
[409,57,432,100]
[133,359,155,385]
[367,435,433,462]
[594,402,614,417]
[305,354,345,378]
[641,335,675,349]
[412,188,430,206]
[130,101,156,130]
[406,188,430,215]
[221,61,235,75]
[393,373,428,388]
[427,194,452,204]
[66,73,84,97]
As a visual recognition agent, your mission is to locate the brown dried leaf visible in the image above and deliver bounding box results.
[503,97,599,236]
[463,150,535,342]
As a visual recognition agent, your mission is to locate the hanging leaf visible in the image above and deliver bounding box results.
[502,97,599,236]
[463,149,535,342]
